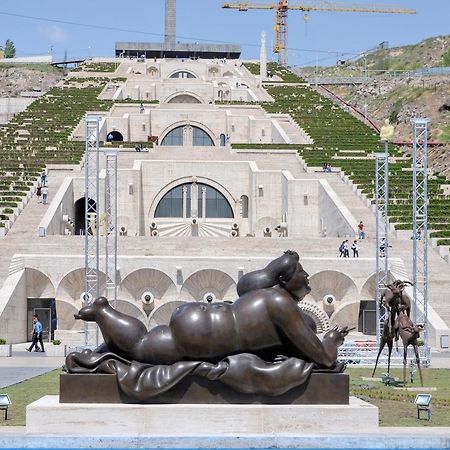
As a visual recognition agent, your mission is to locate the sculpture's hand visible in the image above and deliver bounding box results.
[323,326,353,347]
[273,354,289,365]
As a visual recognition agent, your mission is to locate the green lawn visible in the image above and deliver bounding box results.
[1,367,449,427]
[0,369,60,426]
[348,367,450,426]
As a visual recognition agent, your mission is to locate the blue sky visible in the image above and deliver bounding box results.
[0,1,448,67]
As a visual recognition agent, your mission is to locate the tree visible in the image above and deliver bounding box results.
[4,39,16,58]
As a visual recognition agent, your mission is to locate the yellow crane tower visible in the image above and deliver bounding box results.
[222,1,415,66]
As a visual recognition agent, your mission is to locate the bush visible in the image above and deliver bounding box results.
[52,339,61,345]
[0,338,6,344]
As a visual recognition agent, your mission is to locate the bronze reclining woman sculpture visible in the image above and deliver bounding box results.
[66,251,350,400]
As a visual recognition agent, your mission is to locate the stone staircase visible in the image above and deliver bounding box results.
[275,116,313,144]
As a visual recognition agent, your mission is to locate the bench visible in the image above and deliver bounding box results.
[0,394,11,420]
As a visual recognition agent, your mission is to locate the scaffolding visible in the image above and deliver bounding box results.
[104,150,118,308]
[411,118,429,344]
[84,116,100,347]
[374,143,390,344]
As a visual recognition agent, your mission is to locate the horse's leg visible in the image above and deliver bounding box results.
[387,337,393,376]
[402,345,407,386]
[414,344,424,387]
[372,336,386,377]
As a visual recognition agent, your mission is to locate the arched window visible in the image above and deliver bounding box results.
[161,125,214,146]
[169,71,196,79]
[167,94,201,104]
[155,183,233,219]
[220,134,226,146]
[193,127,214,146]
[161,126,183,146]
[106,130,123,142]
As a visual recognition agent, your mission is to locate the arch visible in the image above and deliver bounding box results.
[74,197,96,235]
[298,301,331,334]
[119,268,178,309]
[160,121,216,147]
[308,270,358,305]
[330,301,360,330]
[154,182,234,219]
[160,124,214,147]
[106,130,123,142]
[114,299,147,325]
[360,272,395,300]
[54,299,80,330]
[148,301,187,329]
[168,69,197,79]
[166,93,202,104]
[220,133,226,146]
[149,176,237,220]
[25,268,55,299]
[181,269,236,302]
[147,66,158,75]
[56,268,106,305]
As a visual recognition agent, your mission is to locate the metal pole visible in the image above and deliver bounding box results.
[374,143,389,344]
[411,118,429,345]
[104,150,118,308]
[84,115,100,347]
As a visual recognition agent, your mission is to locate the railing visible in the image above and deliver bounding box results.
[338,342,431,367]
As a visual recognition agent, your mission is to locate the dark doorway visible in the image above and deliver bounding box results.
[107,131,124,142]
[27,298,57,342]
[358,300,376,335]
[74,197,96,235]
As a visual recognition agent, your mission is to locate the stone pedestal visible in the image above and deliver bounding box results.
[26,395,378,435]
[60,372,349,404]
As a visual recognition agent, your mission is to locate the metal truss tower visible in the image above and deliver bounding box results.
[104,150,118,308]
[411,118,429,343]
[374,143,389,343]
[84,116,100,347]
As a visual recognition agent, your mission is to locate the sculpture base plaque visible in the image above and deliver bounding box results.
[60,372,349,405]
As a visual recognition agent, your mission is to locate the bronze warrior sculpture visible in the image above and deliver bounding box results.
[65,251,350,401]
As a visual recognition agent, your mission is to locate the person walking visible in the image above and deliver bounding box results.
[41,185,49,204]
[357,221,365,239]
[36,184,42,203]
[27,315,45,353]
[351,240,359,257]
[343,239,350,257]
[339,240,346,257]
[40,169,47,186]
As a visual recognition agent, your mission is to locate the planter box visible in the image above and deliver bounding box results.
[0,344,12,357]
[44,345,67,357]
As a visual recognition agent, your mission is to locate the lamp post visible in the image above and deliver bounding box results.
[363,104,368,124]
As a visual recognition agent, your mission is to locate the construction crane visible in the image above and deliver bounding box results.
[222,1,415,66]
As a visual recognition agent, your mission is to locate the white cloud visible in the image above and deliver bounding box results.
[37,25,68,43]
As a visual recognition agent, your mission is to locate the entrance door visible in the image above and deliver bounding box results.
[33,308,52,343]
[362,310,376,335]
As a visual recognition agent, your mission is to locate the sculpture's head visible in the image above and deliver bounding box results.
[237,250,311,301]
[74,296,109,321]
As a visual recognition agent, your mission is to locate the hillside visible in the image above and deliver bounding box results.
[296,35,450,177]
[0,64,64,97]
